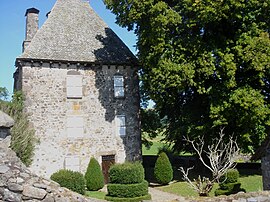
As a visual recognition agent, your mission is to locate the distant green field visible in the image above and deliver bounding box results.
[142,141,167,155]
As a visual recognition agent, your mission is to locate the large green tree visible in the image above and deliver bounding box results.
[105,0,270,153]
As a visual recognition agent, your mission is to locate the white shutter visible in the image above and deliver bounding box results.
[65,156,80,171]
[67,75,82,98]
[67,116,84,138]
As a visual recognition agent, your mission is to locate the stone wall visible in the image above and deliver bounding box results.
[0,137,105,202]
[0,128,10,139]
[16,61,141,178]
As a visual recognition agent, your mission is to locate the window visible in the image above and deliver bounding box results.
[67,116,84,138]
[116,115,126,136]
[64,156,80,171]
[67,71,82,98]
[113,75,124,97]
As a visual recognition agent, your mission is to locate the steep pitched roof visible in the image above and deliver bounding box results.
[18,0,137,64]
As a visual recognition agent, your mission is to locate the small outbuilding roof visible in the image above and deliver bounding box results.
[0,111,14,128]
[18,0,137,65]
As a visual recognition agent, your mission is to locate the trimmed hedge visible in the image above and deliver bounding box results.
[50,169,85,195]
[215,169,245,196]
[85,157,104,191]
[107,180,148,198]
[109,162,144,184]
[215,186,245,196]
[219,182,241,191]
[154,152,173,185]
[105,194,151,202]
[220,169,239,183]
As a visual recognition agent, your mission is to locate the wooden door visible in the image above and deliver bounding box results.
[102,155,115,184]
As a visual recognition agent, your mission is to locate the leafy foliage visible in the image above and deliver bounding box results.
[51,169,86,195]
[109,162,144,184]
[0,90,36,166]
[141,108,164,148]
[0,87,8,101]
[85,157,104,191]
[220,169,239,184]
[154,152,173,185]
[104,0,270,153]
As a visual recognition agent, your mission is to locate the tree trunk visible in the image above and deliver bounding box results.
[261,152,270,190]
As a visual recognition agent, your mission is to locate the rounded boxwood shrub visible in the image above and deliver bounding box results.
[107,180,148,198]
[220,169,239,183]
[105,194,151,202]
[50,169,85,195]
[109,162,144,184]
[154,152,173,185]
[85,157,104,191]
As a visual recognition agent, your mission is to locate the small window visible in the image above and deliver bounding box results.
[116,115,126,136]
[67,72,82,98]
[64,156,80,171]
[67,116,84,138]
[114,75,124,97]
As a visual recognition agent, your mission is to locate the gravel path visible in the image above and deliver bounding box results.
[148,187,187,202]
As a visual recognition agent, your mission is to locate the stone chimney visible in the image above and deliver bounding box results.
[22,8,39,52]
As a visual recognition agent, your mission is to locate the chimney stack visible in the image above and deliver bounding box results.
[23,8,39,52]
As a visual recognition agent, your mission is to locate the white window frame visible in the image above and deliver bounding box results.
[67,74,82,98]
[113,75,124,98]
[67,116,84,138]
[116,115,126,136]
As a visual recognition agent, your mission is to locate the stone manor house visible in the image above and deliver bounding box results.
[13,0,141,179]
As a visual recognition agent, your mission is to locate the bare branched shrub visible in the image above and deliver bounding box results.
[180,128,241,196]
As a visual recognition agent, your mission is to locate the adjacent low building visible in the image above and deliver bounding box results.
[0,110,14,139]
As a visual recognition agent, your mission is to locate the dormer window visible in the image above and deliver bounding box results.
[67,71,82,98]
[113,75,124,98]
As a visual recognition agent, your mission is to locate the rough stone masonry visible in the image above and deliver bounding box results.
[0,136,105,202]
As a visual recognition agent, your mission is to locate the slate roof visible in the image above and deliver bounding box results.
[18,0,137,64]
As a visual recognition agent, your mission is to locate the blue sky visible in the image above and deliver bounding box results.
[0,0,137,96]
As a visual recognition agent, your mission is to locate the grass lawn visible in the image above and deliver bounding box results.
[157,173,262,197]
[85,191,106,200]
[142,141,167,155]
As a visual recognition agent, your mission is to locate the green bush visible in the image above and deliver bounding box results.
[105,194,151,202]
[220,169,239,183]
[107,180,148,198]
[215,169,245,196]
[0,91,37,166]
[109,162,144,184]
[215,182,246,196]
[154,152,173,185]
[219,182,241,191]
[50,169,85,195]
[85,157,104,191]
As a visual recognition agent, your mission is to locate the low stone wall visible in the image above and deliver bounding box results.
[190,191,270,202]
[0,137,105,202]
